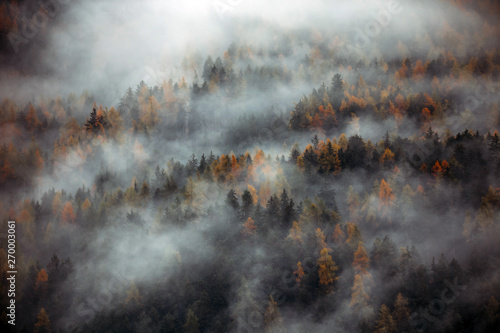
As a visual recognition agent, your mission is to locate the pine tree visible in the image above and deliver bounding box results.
[226,189,239,210]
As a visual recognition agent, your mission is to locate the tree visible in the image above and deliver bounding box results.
[333,224,345,244]
[263,296,283,332]
[317,248,339,292]
[373,304,396,333]
[85,107,106,134]
[350,274,369,310]
[485,296,500,328]
[393,293,410,331]
[140,181,150,198]
[242,217,257,237]
[370,236,398,276]
[286,221,304,245]
[61,201,76,224]
[34,308,51,333]
[346,222,363,248]
[353,241,370,275]
[183,309,200,333]
[315,227,328,251]
[241,189,254,219]
[294,261,305,286]
[380,147,395,167]
[35,269,48,298]
[489,131,500,155]
[378,179,395,217]
[226,189,239,210]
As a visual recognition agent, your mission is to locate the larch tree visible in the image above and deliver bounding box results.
[81,198,91,211]
[294,261,305,286]
[333,223,345,244]
[263,296,283,332]
[315,227,328,251]
[34,308,51,333]
[317,248,339,292]
[380,147,395,167]
[393,293,410,331]
[51,192,62,217]
[242,217,257,237]
[286,221,304,245]
[61,201,76,224]
[35,268,48,298]
[378,179,395,217]
[373,304,397,333]
[353,241,370,275]
[346,222,363,248]
[350,274,369,311]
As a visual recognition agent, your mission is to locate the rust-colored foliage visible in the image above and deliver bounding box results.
[333,223,345,244]
[294,261,305,285]
[378,179,395,214]
[242,217,257,236]
[353,241,370,275]
[287,221,303,245]
[61,201,76,224]
[317,248,339,290]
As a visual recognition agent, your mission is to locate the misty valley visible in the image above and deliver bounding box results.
[0,0,500,332]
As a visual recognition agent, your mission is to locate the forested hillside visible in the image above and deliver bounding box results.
[0,0,500,332]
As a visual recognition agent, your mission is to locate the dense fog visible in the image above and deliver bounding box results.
[0,0,499,332]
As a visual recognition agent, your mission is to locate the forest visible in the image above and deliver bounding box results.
[0,0,500,332]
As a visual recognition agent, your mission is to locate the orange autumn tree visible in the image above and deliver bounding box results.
[333,223,346,244]
[286,221,304,245]
[380,148,395,167]
[25,104,41,130]
[346,222,363,248]
[317,248,339,292]
[315,227,329,252]
[353,241,370,275]
[61,201,76,224]
[81,198,91,211]
[294,261,305,286]
[242,217,257,236]
[431,160,442,177]
[35,268,48,297]
[378,179,395,217]
[34,308,51,333]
